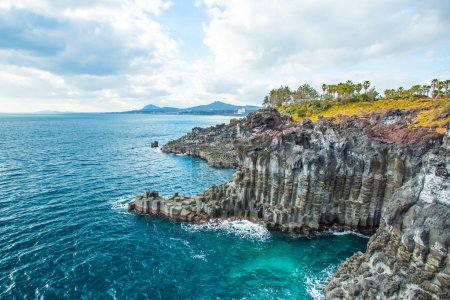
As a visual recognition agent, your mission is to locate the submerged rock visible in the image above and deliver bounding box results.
[130,109,449,299]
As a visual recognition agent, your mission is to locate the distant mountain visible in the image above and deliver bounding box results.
[141,104,159,111]
[185,101,244,111]
[140,104,179,113]
[124,101,260,115]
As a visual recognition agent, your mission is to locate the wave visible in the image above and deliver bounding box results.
[323,229,370,239]
[109,195,134,213]
[305,266,336,300]
[182,219,271,242]
[150,147,162,153]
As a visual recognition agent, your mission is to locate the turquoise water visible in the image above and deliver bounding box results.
[0,113,367,299]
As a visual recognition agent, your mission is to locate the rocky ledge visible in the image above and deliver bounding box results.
[161,110,291,168]
[131,109,449,299]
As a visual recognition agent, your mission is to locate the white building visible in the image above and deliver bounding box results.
[236,108,246,115]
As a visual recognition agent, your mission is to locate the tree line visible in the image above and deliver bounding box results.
[263,79,449,108]
[384,79,450,99]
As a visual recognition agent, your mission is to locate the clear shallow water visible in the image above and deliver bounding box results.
[0,113,367,299]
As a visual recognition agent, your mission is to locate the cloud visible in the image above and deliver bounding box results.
[196,0,450,102]
[0,1,177,75]
[202,0,449,71]
[0,0,449,112]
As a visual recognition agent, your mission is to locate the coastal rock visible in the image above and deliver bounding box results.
[161,108,290,168]
[161,120,240,168]
[131,109,449,299]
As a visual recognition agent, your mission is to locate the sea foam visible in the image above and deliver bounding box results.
[325,229,370,239]
[305,266,336,300]
[182,219,271,242]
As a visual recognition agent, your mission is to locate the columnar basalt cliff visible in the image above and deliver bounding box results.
[130,109,449,299]
[161,121,241,168]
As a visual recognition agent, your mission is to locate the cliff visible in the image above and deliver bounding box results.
[161,121,240,168]
[130,109,449,299]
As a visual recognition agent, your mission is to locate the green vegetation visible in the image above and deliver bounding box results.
[262,79,450,134]
[384,79,450,99]
[263,80,379,109]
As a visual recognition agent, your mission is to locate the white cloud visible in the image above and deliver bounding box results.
[193,0,450,103]
[0,0,449,112]
[202,0,449,72]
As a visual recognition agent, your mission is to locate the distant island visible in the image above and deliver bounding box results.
[122,101,260,116]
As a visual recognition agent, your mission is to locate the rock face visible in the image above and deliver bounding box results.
[161,121,240,168]
[326,150,450,299]
[131,109,449,299]
[161,109,292,168]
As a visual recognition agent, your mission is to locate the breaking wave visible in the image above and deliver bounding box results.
[325,230,370,239]
[182,219,271,242]
[110,195,134,213]
[305,266,336,300]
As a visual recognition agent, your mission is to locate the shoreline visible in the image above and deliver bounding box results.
[128,198,376,236]
[130,109,449,299]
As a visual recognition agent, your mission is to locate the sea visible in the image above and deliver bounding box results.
[0,113,368,299]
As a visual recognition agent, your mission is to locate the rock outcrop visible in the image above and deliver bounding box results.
[326,150,449,299]
[161,110,292,168]
[161,121,240,168]
[132,109,449,299]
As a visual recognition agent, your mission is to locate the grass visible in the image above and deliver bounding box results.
[279,98,450,134]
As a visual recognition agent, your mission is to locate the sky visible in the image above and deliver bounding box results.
[0,0,449,112]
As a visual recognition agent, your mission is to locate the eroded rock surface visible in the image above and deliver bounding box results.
[161,109,291,168]
[161,120,240,168]
[326,150,449,299]
[131,109,449,299]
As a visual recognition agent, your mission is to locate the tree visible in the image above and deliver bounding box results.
[322,84,328,97]
[355,83,363,95]
[363,81,370,94]
[410,85,421,97]
[328,84,337,99]
[431,79,439,98]
[432,89,439,99]
[367,88,379,101]
[397,87,405,98]
[384,89,392,98]
[418,86,424,96]
[265,86,293,107]
[293,84,319,102]
[263,95,270,107]
[423,85,431,97]
[444,80,450,97]
[438,81,444,98]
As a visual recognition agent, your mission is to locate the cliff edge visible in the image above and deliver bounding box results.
[131,109,449,299]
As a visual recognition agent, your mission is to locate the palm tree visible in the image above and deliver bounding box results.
[444,80,450,97]
[423,85,431,97]
[431,79,439,98]
[418,86,424,97]
[363,80,370,94]
[328,84,337,99]
[344,80,355,99]
[410,85,421,97]
[355,83,363,95]
[336,83,345,99]
[438,81,444,98]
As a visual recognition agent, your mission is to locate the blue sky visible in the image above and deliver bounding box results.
[0,0,449,112]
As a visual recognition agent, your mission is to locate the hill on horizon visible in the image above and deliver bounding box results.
[126,101,260,115]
